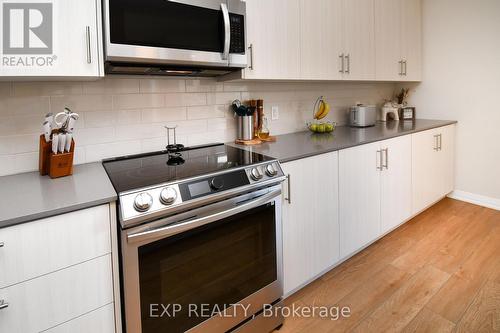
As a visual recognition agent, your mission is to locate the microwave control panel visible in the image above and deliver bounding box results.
[229,14,245,54]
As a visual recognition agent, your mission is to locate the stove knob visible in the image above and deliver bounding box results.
[160,187,178,205]
[134,192,153,212]
[250,167,263,181]
[265,164,278,177]
[210,178,224,191]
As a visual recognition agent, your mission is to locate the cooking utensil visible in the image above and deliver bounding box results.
[65,113,79,133]
[65,134,72,152]
[42,121,51,143]
[44,113,54,126]
[52,134,59,154]
[58,134,66,154]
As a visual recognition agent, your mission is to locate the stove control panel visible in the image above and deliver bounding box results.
[245,162,283,185]
[119,161,284,227]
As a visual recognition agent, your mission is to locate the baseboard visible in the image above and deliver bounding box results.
[448,190,500,211]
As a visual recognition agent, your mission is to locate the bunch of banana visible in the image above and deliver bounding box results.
[313,97,331,120]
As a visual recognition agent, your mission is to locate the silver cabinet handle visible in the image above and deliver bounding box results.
[248,44,254,70]
[339,53,344,73]
[438,134,442,151]
[0,300,8,310]
[284,174,291,204]
[403,60,407,76]
[433,134,439,151]
[398,60,403,75]
[221,3,230,61]
[383,148,389,169]
[376,150,383,170]
[0,242,4,247]
[85,26,91,64]
[345,54,350,74]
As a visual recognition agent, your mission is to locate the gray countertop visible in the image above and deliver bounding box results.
[228,119,457,163]
[0,162,117,229]
[0,119,455,229]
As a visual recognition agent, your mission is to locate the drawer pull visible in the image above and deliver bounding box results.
[0,300,8,310]
[0,242,4,247]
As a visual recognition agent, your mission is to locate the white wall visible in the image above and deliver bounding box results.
[404,0,500,202]
[0,78,394,176]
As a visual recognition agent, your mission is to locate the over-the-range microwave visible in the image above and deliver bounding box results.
[103,0,247,77]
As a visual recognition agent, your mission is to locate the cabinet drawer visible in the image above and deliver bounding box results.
[0,255,113,333]
[0,205,111,288]
[44,303,115,333]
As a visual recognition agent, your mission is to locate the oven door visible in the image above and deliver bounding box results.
[104,0,247,68]
[121,186,283,333]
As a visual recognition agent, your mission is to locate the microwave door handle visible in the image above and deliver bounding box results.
[127,189,281,244]
[221,3,230,61]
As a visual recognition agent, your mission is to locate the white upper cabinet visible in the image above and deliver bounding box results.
[235,0,421,81]
[375,0,422,81]
[401,0,422,81]
[299,0,343,80]
[341,0,376,80]
[243,0,300,80]
[0,0,104,79]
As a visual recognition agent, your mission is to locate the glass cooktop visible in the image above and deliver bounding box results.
[103,144,273,193]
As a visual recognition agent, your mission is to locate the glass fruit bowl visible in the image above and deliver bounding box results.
[307,121,337,134]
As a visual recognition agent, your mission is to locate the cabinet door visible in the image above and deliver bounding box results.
[243,0,300,79]
[339,142,381,258]
[299,0,343,80]
[342,0,376,80]
[437,125,456,196]
[380,135,412,234]
[374,0,402,81]
[401,0,422,81]
[412,128,442,214]
[0,0,102,78]
[0,255,113,333]
[0,205,111,289]
[282,152,340,295]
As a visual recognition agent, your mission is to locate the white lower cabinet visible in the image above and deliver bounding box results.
[339,142,382,258]
[412,124,456,214]
[0,255,113,333]
[339,135,412,258]
[45,303,115,333]
[0,204,116,333]
[380,135,413,233]
[281,152,340,295]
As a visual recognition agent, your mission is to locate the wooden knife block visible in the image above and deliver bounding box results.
[39,135,75,178]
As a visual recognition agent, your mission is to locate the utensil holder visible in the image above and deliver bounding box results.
[237,115,254,141]
[38,135,75,178]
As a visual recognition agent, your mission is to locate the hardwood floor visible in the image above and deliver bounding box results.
[279,198,500,332]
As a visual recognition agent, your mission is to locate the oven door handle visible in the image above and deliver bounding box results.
[221,2,231,61]
[127,189,281,244]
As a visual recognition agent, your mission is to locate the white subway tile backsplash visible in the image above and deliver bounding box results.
[85,140,142,163]
[12,82,83,96]
[187,105,225,120]
[0,96,50,116]
[83,78,140,95]
[51,95,112,113]
[0,78,393,176]
[112,94,164,110]
[186,79,223,93]
[139,79,185,93]
[141,107,187,123]
[73,127,116,146]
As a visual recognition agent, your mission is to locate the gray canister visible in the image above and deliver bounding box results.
[237,115,254,141]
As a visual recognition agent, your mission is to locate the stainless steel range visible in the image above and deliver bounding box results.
[103,143,286,333]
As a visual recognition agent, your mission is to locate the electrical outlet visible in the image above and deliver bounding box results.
[271,106,279,120]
